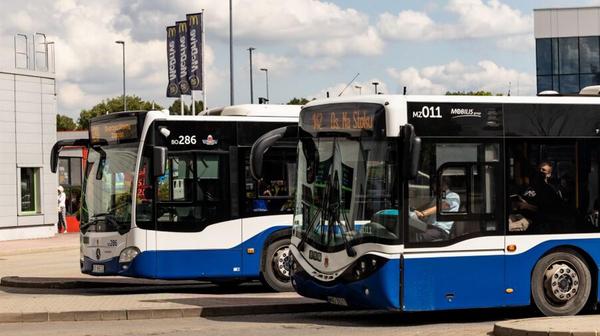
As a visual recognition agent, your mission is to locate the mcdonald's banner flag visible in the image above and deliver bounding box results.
[176,20,191,95]
[166,26,180,97]
[186,13,203,91]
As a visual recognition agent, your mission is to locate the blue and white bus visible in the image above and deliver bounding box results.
[51,104,300,291]
[251,93,600,314]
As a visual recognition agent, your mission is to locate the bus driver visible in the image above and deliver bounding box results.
[415,177,461,241]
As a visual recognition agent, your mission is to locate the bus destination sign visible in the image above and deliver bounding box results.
[301,103,385,136]
[90,117,138,144]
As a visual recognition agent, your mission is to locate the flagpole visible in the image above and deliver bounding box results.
[201,9,207,112]
[191,91,195,115]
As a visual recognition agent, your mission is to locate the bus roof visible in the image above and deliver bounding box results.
[202,104,301,117]
[301,94,600,138]
[303,94,600,108]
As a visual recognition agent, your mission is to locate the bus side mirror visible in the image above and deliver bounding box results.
[50,139,90,173]
[50,143,61,173]
[153,146,168,177]
[401,124,421,180]
[409,137,421,179]
[250,126,298,180]
[301,138,318,184]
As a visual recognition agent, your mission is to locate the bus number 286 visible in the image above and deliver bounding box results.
[171,135,197,145]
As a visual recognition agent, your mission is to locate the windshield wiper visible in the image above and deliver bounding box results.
[297,203,322,252]
[327,172,356,257]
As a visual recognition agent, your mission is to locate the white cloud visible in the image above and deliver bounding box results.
[301,27,383,57]
[387,60,535,95]
[0,0,227,118]
[118,0,382,58]
[377,0,533,51]
[308,58,340,71]
[253,52,295,74]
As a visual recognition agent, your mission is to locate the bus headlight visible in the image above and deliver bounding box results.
[118,246,140,269]
[340,254,387,283]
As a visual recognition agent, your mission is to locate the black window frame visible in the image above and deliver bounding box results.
[404,139,504,248]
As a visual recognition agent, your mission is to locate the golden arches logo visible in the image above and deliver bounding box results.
[189,15,199,26]
[178,22,187,33]
[167,27,176,38]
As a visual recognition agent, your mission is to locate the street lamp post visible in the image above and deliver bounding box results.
[260,68,269,101]
[354,85,362,95]
[115,40,126,111]
[372,81,379,95]
[248,47,255,104]
[229,0,234,105]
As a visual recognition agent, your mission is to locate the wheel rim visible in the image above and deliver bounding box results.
[271,245,291,282]
[543,261,580,303]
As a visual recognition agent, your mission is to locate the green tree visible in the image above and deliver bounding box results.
[77,95,162,130]
[56,114,77,131]
[168,99,204,115]
[287,97,310,105]
[445,90,503,96]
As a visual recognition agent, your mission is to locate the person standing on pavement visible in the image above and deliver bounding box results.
[57,186,67,234]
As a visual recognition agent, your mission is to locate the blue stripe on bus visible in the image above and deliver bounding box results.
[403,254,505,311]
[293,258,401,309]
[84,225,289,279]
[294,238,600,311]
[503,238,600,306]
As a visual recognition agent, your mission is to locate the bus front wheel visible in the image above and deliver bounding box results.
[531,249,592,316]
[261,238,293,292]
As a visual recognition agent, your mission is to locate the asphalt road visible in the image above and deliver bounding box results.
[1,237,591,336]
[1,308,532,336]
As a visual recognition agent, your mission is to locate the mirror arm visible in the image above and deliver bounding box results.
[50,139,90,173]
[250,126,298,180]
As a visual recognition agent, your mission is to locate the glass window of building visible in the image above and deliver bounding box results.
[558,37,579,74]
[559,74,580,93]
[579,36,600,74]
[20,167,41,214]
[581,74,600,88]
[536,38,552,75]
[537,76,552,92]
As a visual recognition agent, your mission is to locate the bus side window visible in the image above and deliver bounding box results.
[243,149,296,215]
[508,140,600,234]
[408,142,500,244]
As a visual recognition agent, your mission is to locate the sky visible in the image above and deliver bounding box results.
[1,0,600,119]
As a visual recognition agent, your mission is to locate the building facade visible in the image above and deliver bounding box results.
[0,68,57,241]
[534,7,600,94]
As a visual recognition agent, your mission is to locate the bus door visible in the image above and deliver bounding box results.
[239,147,296,277]
[153,151,242,278]
[403,142,505,310]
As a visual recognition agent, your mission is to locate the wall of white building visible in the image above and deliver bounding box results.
[0,68,57,241]
[535,7,600,38]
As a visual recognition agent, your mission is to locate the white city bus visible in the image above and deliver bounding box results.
[51,104,300,291]
[251,93,600,314]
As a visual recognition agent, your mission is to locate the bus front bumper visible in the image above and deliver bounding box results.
[292,257,401,310]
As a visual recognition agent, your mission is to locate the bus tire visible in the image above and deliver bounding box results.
[260,238,293,292]
[531,249,591,316]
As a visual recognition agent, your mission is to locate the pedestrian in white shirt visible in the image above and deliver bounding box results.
[57,186,66,234]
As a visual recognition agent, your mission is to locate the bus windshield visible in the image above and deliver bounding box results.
[294,136,400,252]
[81,143,138,232]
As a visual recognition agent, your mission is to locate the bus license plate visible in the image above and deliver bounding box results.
[92,264,105,273]
[327,296,348,306]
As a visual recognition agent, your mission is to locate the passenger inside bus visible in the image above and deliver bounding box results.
[507,141,597,234]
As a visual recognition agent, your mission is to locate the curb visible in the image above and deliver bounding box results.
[494,319,600,336]
[0,302,336,323]
[0,276,204,289]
